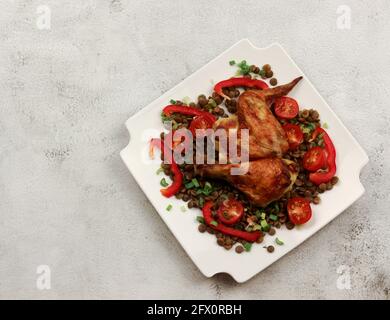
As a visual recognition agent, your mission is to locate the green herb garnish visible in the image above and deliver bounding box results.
[169,99,176,104]
[260,212,266,220]
[191,178,200,188]
[196,216,205,224]
[323,122,329,129]
[198,197,205,208]
[160,178,169,187]
[156,167,163,175]
[260,219,269,231]
[243,242,252,252]
[180,205,187,212]
[207,99,217,109]
[166,204,173,211]
[275,238,284,245]
[210,220,218,227]
[269,214,278,221]
[185,181,194,189]
[229,60,236,65]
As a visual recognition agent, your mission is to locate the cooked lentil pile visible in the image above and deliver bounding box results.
[156,62,338,254]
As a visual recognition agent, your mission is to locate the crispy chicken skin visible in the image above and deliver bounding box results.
[214,77,302,159]
[196,158,297,207]
[197,77,303,207]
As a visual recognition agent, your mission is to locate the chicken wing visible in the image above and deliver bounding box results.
[214,77,302,159]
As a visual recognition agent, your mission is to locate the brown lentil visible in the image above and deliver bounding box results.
[286,221,295,230]
[256,237,264,244]
[217,238,225,246]
[198,94,208,107]
[235,245,244,254]
[331,176,339,185]
[319,183,327,191]
[265,70,274,78]
[313,196,321,204]
[224,244,232,250]
[267,245,275,253]
[263,64,271,72]
[268,228,276,236]
[270,78,278,86]
[198,224,207,233]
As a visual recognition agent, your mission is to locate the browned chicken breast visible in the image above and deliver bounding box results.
[214,76,302,159]
[196,158,298,207]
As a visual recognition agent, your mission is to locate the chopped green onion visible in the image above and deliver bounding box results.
[210,220,218,227]
[323,122,329,129]
[259,69,266,77]
[169,99,176,104]
[260,219,269,231]
[160,178,169,187]
[208,99,217,109]
[180,205,187,212]
[260,212,266,220]
[269,214,278,221]
[196,216,205,224]
[156,167,163,175]
[275,238,284,245]
[185,181,194,189]
[243,242,252,252]
[229,60,236,65]
[252,224,262,231]
[198,197,205,208]
[274,202,280,212]
[166,204,173,211]
[191,178,200,188]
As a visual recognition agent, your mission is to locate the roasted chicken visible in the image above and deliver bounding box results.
[196,77,303,207]
[196,158,298,207]
[214,77,302,159]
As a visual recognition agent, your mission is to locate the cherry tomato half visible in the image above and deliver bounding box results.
[217,199,244,225]
[274,97,299,119]
[283,124,303,149]
[303,146,327,172]
[287,197,312,225]
[189,115,214,137]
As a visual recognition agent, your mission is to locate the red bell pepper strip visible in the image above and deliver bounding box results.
[214,77,269,100]
[202,202,262,242]
[149,137,183,197]
[162,105,216,125]
[160,161,183,197]
[309,127,337,185]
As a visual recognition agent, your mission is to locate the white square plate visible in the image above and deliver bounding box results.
[120,39,369,283]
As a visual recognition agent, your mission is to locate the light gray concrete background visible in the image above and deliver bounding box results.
[0,0,389,299]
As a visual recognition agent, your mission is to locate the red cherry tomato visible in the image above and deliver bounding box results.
[217,199,244,225]
[287,197,312,225]
[274,97,299,119]
[283,124,304,149]
[189,115,214,137]
[303,146,327,172]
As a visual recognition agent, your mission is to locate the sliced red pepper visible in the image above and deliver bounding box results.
[162,105,216,125]
[214,77,269,100]
[202,202,261,242]
[149,137,183,197]
[309,127,337,185]
[160,161,183,197]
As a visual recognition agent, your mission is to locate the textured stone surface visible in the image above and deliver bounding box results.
[0,0,389,299]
